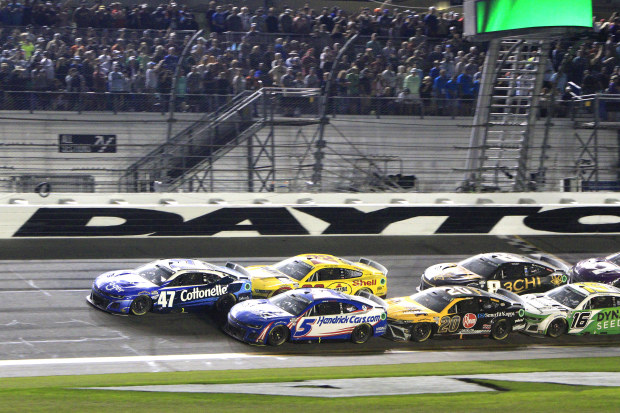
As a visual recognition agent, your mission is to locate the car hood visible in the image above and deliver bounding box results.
[94,270,158,296]
[386,297,433,319]
[423,263,484,284]
[230,299,293,324]
[522,294,570,315]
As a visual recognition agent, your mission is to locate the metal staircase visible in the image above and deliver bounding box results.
[119,90,262,192]
[119,87,322,192]
[465,38,550,191]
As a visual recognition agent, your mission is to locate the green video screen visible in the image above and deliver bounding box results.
[476,0,592,34]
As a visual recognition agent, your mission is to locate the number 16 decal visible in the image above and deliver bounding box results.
[571,312,591,329]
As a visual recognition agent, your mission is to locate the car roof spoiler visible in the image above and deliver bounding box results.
[358,257,388,276]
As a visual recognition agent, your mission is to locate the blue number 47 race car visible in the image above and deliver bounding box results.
[225,288,388,346]
[87,259,252,315]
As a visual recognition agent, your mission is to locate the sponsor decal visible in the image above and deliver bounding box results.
[482,324,492,330]
[550,274,566,287]
[315,314,382,327]
[180,285,228,301]
[327,282,351,294]
[463,313,477,329]
[352,279,377,287]
[595,309,620,331]
[15,205,620,237]
[501,277,541,293]
[105,283,124,293]
[477,311,518,319]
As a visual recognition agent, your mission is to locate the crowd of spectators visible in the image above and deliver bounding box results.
[0,1,617,115]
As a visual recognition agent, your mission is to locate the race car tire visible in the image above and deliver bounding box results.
[546,318,567,338]
[130,295,152,316]
[267,325,289,346]
[216,294,237,314]
[490,318,511,340]
[351,323,373,344]
[354,288,372,296]
[409,323,433,342]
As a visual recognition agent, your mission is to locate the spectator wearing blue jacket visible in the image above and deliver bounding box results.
[457,72,474,115]
[433,69,449,113]
[445,74,459,117]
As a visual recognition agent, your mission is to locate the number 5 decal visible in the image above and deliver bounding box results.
[295,318,316,337]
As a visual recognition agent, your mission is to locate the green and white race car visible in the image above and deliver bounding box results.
[520,282,620,337]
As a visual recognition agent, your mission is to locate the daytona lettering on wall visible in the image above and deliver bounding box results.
[10,205,620,237]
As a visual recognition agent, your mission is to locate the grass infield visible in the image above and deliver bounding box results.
[1,357,619,412]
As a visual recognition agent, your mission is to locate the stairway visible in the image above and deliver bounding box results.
[467,38,550,192]
[120,90,263,192]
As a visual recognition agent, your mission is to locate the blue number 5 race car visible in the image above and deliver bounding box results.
[87,259,252,315]
[225,288,388,346]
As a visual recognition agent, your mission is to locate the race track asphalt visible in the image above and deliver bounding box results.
[1,245,619,377]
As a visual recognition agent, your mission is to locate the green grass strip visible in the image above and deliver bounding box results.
[1,356,619,412]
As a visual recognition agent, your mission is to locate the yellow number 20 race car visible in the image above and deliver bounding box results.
[247,254,388,299]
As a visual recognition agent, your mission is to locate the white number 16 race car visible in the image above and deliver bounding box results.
[520,282,620,337]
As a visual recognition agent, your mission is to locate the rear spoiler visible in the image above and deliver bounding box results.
[530,253,572,273]
[358,257,388,276]
[225,262,251,278]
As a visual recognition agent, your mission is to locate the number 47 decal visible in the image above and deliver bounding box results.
[157,291,176,307]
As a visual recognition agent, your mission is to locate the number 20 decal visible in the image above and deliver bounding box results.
[438,316,461,333]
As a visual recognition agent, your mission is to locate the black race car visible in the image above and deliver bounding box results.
[384,286,526,342]
[418,252,570,295]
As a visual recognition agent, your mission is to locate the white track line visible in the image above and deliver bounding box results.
[0,353,267,367]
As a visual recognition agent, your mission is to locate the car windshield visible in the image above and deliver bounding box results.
[459,256,500,277]
[135,263,174,286]
[270,293,312,315]
[547,286,587,309]
[273,258,313,281]
[607,253,620,266]
[410,290,453,313]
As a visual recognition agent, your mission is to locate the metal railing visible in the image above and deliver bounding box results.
[1,91,619,194]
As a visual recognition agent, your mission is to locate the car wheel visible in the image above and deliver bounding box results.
[355,288,372,296]
[267,325,289,346]
[490,318,511,340]
[410,323,433,342]
[216,293,237,314]
[546,318,567,338]
[351,323,373,344]
[130,295,152,316]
